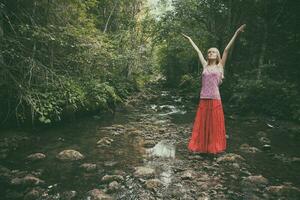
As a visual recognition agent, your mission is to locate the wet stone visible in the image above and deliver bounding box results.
[97,137,114,147]
[108,181,120,193]
[197,196,210,200]
[242,175,268,188]
[138,177,146,183]
[101,126,118,131]
[145,179,163,190]
[93,115,102,120]
[80,163,97,172]
[133,166,155,178]
[291,157,300,164]
[266,123,275,128]
[158,128,167,134]
[230,174,238,180]
[128,130,143,136]
[173,166,185,173]
[31,169,43,177]
[239,143,261,154]
[111,131,120,136]
[262,144,271,151]
[11,175,45,186]
[61,190,77,200]
[104,161,118,167]
[198,173,210,182]
[112,170,126,176]
[216,153,245,163]
[265,184,300,199]
[101,175,124,183]
[188,154,204,160]
[87,189,112,200]
[126,127,139,132]
[232,162,240,169]
[57,137,65,142]
[228,115,236,120]
[259,137,271,144]
[26,153,46,161]
[56,150,84,161]
[10,169,27,177]
[114,124,125,129]
[181,170,195,180]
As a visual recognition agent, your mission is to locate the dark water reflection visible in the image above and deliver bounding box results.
[1,112,146,198]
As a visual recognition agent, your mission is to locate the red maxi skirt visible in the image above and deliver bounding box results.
[188,99,226,154]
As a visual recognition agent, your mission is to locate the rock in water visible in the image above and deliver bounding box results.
[133,166,155,178]
[11,175,45,186]
[80,163,97,172]
[87,189,112,200]
[56,150,84,161]
[239,143,261,153]
[26,153,46,161]
[145,179,163,190]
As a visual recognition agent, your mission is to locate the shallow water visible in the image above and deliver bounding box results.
[1,111,148,198]
[0,89,299,199]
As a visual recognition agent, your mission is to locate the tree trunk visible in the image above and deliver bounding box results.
[257,21,267,81]
[103,2,117,33]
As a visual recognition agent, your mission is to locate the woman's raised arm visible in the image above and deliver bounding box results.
[220,24,246,67]
[182,33,207,67]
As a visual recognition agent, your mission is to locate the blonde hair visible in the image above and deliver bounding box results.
[207,47,221,65]
[207,47,224,79]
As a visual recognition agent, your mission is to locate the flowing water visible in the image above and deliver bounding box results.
[0,87,299,199]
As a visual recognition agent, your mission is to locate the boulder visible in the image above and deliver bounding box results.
[56,150,84,161]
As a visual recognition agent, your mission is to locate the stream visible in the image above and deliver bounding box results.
[0,84,299,200]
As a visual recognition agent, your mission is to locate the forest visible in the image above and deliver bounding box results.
[1,0,299,127]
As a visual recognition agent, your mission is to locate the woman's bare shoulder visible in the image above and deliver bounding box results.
[203,62,208,67]
[217,63,224,68]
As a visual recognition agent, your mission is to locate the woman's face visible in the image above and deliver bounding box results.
[207,48,218,60]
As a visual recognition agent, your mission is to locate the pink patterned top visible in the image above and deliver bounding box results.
[200,64,224,99]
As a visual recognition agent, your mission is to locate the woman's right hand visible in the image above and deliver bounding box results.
[181,33,190,39]
[235,24,246,34]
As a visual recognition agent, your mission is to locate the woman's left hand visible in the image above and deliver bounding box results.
[181,33,190,39]
[236,24,246,34]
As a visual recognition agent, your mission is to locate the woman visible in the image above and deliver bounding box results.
[182,24,246,154]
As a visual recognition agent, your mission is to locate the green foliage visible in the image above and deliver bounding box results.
[84,80,122,112]
[157,40,196,86]
[21,78,85,124]
[152,0,300,121]
[229,76,300,121]
[0,0,158,126]
[1,0,299,125]
[153,0,213,86]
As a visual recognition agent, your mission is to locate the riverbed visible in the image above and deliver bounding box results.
[0,85,299,199]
